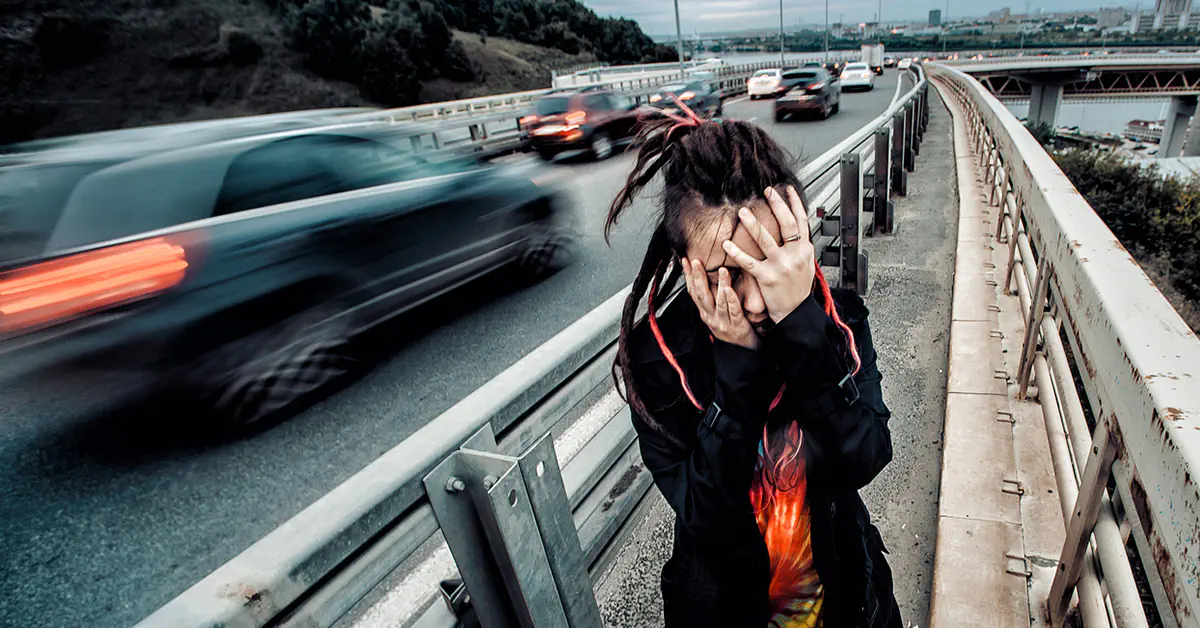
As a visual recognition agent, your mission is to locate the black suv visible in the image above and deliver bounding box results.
[522,88,640,161]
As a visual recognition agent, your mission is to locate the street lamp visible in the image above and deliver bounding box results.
[942,0,949,54]
[824,0,830,64]
[674,0,685,78]
[779,0,785,68]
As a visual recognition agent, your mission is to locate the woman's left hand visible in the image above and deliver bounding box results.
[721,186,816,323]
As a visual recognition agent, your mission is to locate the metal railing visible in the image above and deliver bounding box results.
[931,64,1200,628]
[132,65,931,628]
[342,58,860,162]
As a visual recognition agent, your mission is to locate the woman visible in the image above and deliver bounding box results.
[605,101,901,628]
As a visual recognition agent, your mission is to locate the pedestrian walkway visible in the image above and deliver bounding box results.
[592,88,963,627]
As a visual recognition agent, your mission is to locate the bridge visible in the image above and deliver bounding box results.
[948,54,1200,157]
[1,57,1198,628]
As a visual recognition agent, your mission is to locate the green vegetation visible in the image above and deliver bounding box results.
[1,0,669,142]
[281,0,675,107]
[1048,147,1200,328]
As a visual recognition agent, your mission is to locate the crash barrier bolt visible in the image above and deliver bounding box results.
[891,111,908,196]
[839,153,867,294]
[425,425,603,628]
[868,128,894,234]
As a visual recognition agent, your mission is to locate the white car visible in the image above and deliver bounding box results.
[839,62,876,91]
[897,58,913,70]
[747,69,783,99]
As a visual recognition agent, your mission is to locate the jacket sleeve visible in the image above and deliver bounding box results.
[762,296,893,491]
[631,343,781,547]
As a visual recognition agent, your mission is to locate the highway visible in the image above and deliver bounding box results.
[0,74,903,628]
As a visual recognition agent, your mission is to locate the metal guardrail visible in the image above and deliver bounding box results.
[133,64,931,628]
[931,64,1200,628]
[343,58,857,162]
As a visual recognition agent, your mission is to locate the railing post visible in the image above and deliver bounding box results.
[870,128,893,234]
[891,111,908,196]
[840,153,867,294]
[425,426,603,628]
[905,101,917,172]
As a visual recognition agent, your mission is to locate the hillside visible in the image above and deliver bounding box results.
[0,0,660,143]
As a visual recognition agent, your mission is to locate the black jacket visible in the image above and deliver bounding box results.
[626,288,901,628]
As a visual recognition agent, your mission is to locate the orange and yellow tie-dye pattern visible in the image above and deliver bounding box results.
[750,421,824,628]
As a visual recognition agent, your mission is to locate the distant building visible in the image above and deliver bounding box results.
[987,7,1012,22]
[929,9,942,26]
[1133,0,1194,30]
[1097,8,1127,27]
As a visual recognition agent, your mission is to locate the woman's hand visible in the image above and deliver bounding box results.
[722,186,816,323]
[681,257,760,351]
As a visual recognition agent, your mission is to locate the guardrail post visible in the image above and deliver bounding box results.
[1049,422,1119,628]
[921,84,930,133]
[891,111,908,196]
[425,425,603,628]
[868,128,893,234]
[904,102,917,172]
[840,153,867,294]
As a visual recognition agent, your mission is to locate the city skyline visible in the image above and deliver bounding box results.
[582,0,1136,34]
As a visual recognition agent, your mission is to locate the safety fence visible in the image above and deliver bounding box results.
[931,64,1200,628]
[132,64,931,628]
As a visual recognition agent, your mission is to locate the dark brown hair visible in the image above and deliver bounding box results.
[606,115,857,445]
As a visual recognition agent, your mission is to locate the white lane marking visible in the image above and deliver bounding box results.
[747,117,758,122]
[351,387,627,628]
[725,95,752,106]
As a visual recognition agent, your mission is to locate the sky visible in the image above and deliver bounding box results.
[582,0,1136,35]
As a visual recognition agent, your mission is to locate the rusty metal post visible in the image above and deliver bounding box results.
[905,101,916,172]
[891,111,908,196]
[1003,200,1025,294]
[1018,255,1051,400]
[839,153,866,294]
[871,129,893,234]
[1049,422,1119,628]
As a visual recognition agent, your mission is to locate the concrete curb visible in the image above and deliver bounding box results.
[927,78,1065,628]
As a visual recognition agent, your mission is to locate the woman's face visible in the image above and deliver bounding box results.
[683,202,782,335]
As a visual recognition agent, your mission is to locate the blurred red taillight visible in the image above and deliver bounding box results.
[565,111,586,127]
[808,82,826,91]
[519,115,537,129]
[0,237,189,335]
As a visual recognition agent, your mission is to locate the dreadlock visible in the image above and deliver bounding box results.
[606,112,861,463]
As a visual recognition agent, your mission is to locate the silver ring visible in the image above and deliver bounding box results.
[784,234,802,243]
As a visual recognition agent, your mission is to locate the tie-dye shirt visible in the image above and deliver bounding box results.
[749,421,824,628]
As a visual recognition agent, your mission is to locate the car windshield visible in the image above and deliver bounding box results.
[753,70,778,78]
[845,64,869,71]
[535,97,570,116]
[660,84,688,92]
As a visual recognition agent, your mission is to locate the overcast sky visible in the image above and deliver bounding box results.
[582,0,1134,34]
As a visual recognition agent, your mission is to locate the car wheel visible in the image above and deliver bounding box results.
[188,302,359,429]
[821,103,831,120]
[536,148,556,161]
[774,110,786,123]
[590,132,613,161]
[750,94,759,100]
[515,218,574,281]
[832,101,840,114]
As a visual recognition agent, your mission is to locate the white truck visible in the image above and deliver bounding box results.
[861,44,885,75]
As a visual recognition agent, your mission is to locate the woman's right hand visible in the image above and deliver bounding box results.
[681,257,760,351]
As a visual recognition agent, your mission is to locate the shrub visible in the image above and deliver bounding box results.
[1054,149,1200,304]
[285,0,371,81]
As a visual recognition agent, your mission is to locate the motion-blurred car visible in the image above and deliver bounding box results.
[774,69,841,121]
[839,62,876,91]
[522,87,639,161]
[897,57,914,70]
[650,80,723,118]
[747,68,784,99]
[0,121,573,427]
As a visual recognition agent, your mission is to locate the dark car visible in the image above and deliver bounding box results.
[0,121,573,427]
[650,80,723,118]
[774,69,841,121]
[883,56,897,68]
[523,88,640,161]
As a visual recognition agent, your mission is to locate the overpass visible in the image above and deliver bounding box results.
[2,60,1199,628]
[948,54,1200,157]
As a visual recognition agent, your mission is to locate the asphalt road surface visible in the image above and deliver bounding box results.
[0,74,904,628]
